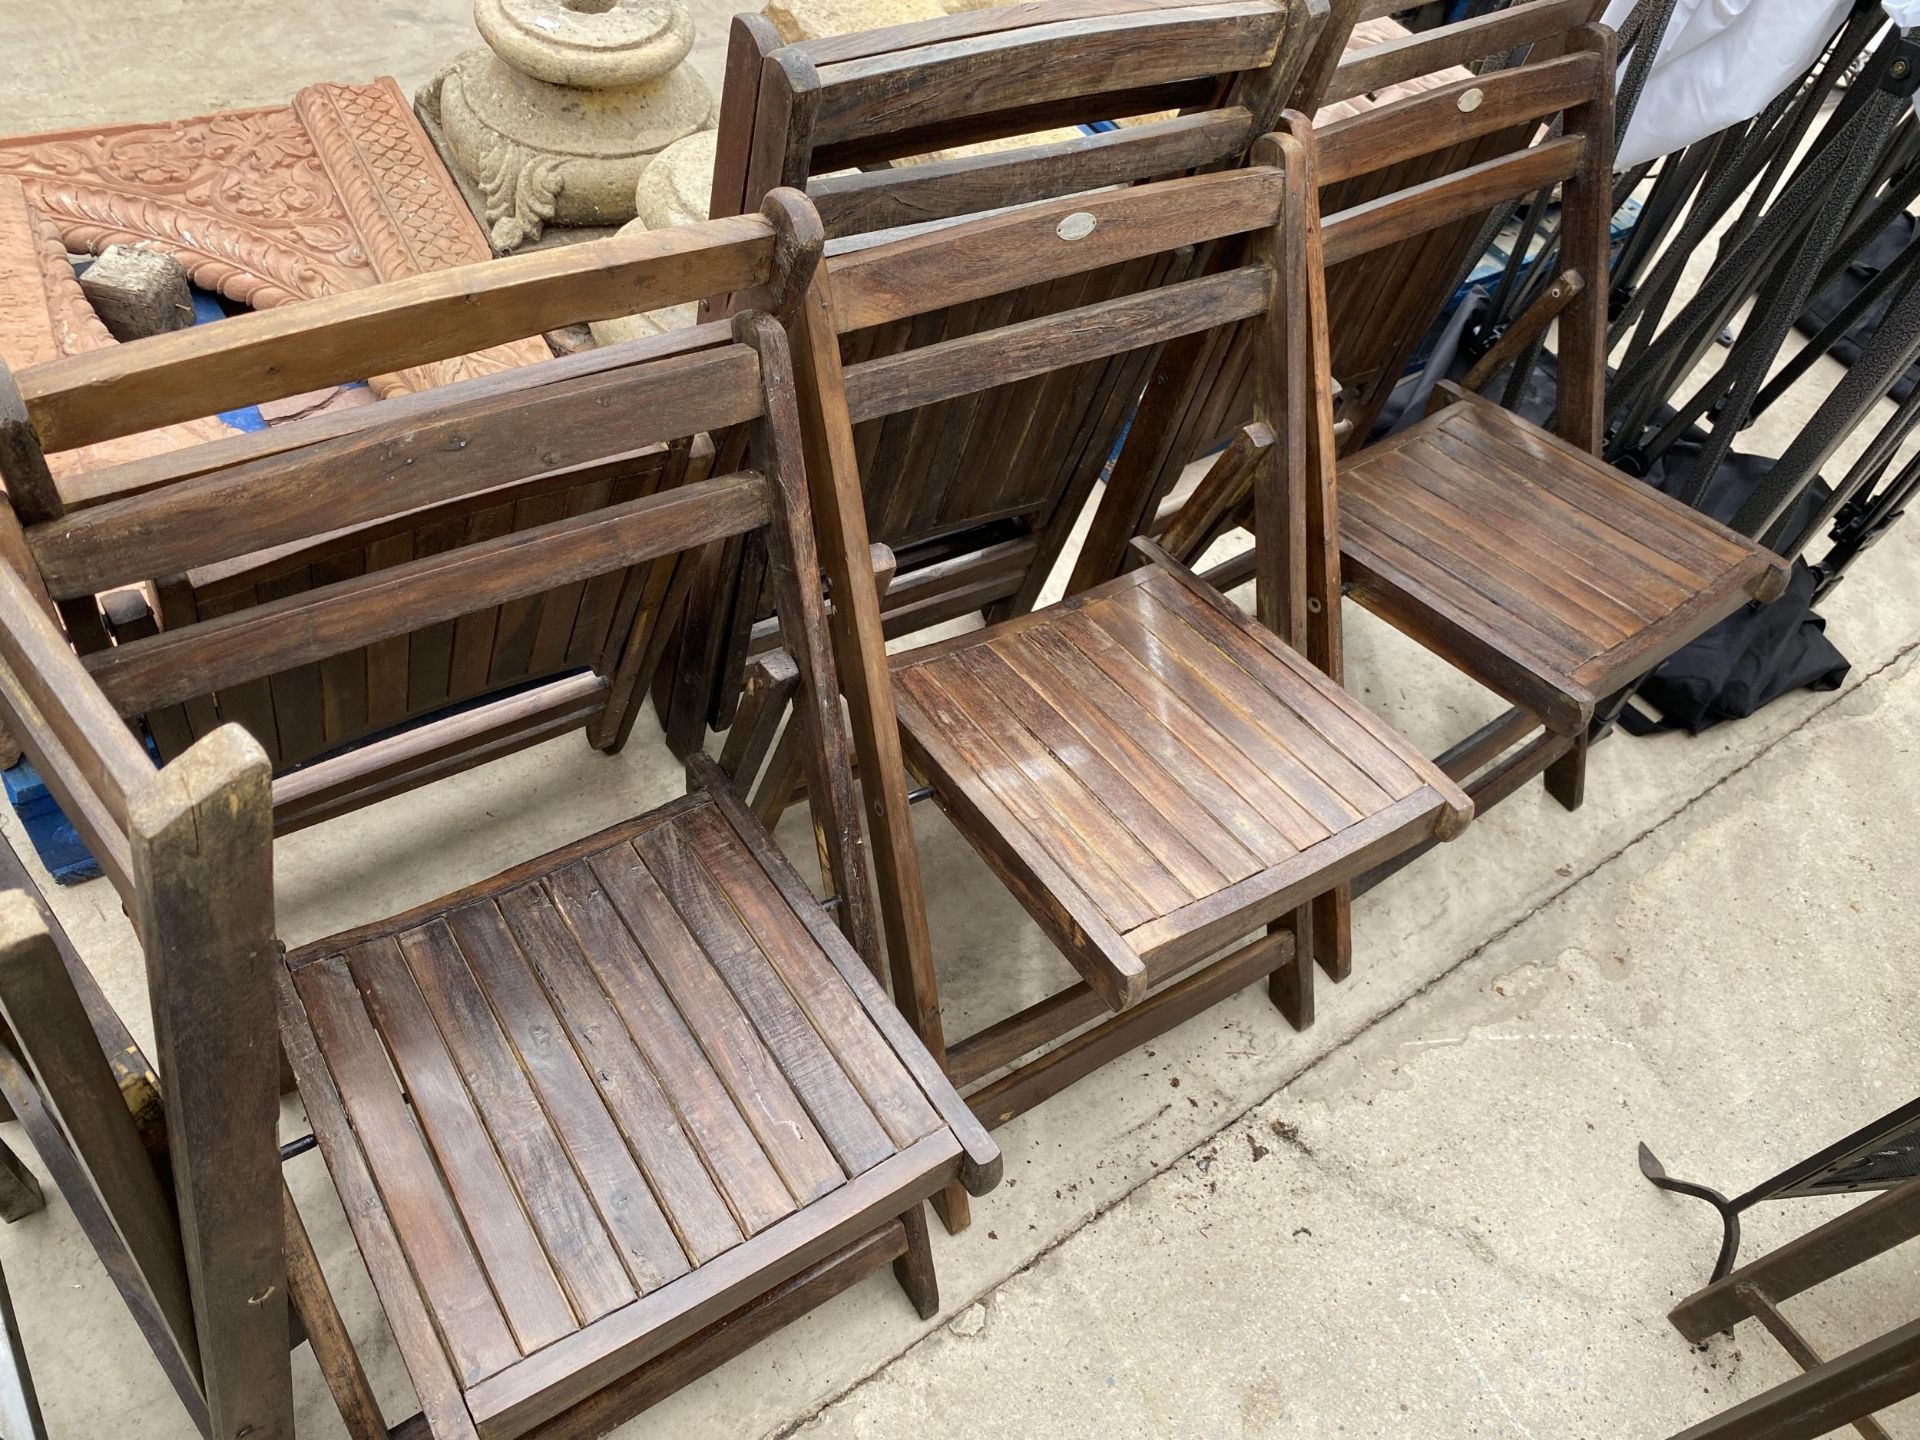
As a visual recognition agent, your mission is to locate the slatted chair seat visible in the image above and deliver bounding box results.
[280,762,990,1438]
[1339,398,1789,730]
[890,561,1468,1008]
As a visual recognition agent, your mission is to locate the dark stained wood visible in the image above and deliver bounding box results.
[31,348,764,601]
[284,789,985,1438]
[128,727,291,1440]
[466,1133,960,1439]
[828,168,1284,332]
[809,1,1286,146]
[0,891,198,1401]
[698,0,1327,775]
[1322,0,1592,104]
[810,109,1256,237]
[15,213,780,452]
[1341,401,1789,710]
[1314,51,1602,185]
[85,472,774,714]
[845,268,1272,423]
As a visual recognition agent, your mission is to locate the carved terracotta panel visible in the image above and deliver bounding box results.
[0,176,228,478]
[0,77,548,408]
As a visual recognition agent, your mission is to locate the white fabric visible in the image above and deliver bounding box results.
[1884,0,1920,30]
[1603,0,1854,169]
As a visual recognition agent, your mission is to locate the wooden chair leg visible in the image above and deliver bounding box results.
[751,718,804,829]
[1667,1316,1920,1440]
[892,1203,939,1320]
[1267,911,1314,1031]
[283,1186,386,1440]
[0,1137,42,1223]
[1545,728,1589,812]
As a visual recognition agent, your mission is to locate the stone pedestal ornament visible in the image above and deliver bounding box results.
[422,0,715,250]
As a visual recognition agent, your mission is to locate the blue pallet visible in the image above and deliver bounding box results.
[4,757,103,884]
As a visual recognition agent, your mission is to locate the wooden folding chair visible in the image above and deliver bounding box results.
[1110,19,1788,862]
[786,124,1470,1233]
[0,201,998,1440]
[0,205,816,816]
[1069,0,1606,591]
[673,0,1326,750]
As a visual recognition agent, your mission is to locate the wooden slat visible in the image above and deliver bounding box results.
[463,1133,962,1440]
[1008,622,1296,862]
[1323,0,1593,104]
[436,905,695,1292]
[0,564,150,826]
[344,937,593,1345]
[1317,53,1600,186]
[963,643,1250,895]
[631,822,896,1177]
[1125,785,1448,965]
[32,346,763,599]
[689,754,1000,1193]
[810,1,1284,144]
[898,660,1175,929]
[18,215,776,452]
[1320,136,1585,266]
[496,878,755,1257]
[59,323,733,513]
[809,109,1256,237]
[828,169,1281,332]
[270,673,608,833]
[680,803,944,1147]
[295,956,520,1385]
[544,861,785,1246]
[84,473,773,713]
[846,267,1270,424]
[586,839,847,1203]
[0,892,198,1399]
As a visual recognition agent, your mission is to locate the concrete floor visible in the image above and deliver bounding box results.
[2,4,1919,1438]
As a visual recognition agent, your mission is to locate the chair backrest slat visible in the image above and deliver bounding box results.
[85,471,773,717]
[0,563,150,821]
[1322,132,1587,265]
[31,345,767,601]
[15,213,783,455]
[55,319,736,514]
[1322,0,1592,105]
[828,165,1286,330]
[846,266,1272,422]
[806,0,1289,148]
[1314,48,1600,185]
[808,108,1257,239]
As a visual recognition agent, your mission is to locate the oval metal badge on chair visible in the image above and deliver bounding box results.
[1056,212,1097,241]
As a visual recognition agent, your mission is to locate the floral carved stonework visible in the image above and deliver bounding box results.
[0,77,548,403]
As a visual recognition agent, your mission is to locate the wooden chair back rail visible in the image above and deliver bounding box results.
[1321,133,1586,265]
[1321,0,1594,106]
[57,319,736,515]
[844,267,1272,422]
[801,0,1289,148]
[0,563,149,896]
[805,108,1259,238]
[87,470,771,716]
[824,165,1286,331]
[13,205,811,456]
[29,345,766,602]
[1313,49,1600,185]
